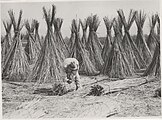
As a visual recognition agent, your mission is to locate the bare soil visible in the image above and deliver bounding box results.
[2,75,161,118]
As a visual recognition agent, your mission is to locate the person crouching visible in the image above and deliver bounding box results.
[63,58,80,90]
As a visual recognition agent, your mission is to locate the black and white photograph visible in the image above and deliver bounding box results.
[0,0,161,119]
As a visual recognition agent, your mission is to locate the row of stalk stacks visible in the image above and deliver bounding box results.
[1,5,160,85]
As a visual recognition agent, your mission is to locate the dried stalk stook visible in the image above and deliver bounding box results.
[86,15,104,71]
[101,17,114,62]
[69,19,99,75]
[34,20,42,50]
[117,9,146,70]
[28,5,65,84]
[2,10,30,81]
[143,14,160,77]
[135,11,152,65]
[146,14,158,55]
[53,18,70,57]
[1,20,12,66]
[25,20,40,65]
[143,37,160,77]
[68,22,76,54]
[80,18,88,46]
[102,18,134,78]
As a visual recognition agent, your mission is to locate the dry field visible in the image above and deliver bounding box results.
[3,75,161,118]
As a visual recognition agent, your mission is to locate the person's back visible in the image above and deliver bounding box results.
[63,58,79,69]
[63,58,80,90]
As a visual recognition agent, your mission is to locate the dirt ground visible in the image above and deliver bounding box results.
[2,75,161,118]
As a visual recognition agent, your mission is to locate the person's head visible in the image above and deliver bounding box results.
[65,62,78,80]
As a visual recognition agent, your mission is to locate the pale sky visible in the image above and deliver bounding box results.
[1,0,160,38]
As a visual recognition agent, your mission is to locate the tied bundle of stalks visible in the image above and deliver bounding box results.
[1,20,12,67]
[143,16,160,77]
[118,16,123,37]
[102,18,134,78]
[117,9,146,70]
[25,20,40,64]
[80,18,88,46]
[52,83,67,96]
[2,10,30,81]
[33,84,67,96]
[28,5,65,84]
[101,17,114,62]
[157,15,160,40]
[86,14,104,71]
[143,42,160,77]
[135,11,152,65]
[69,19,82,61]
[68,22,76,54]
[34,20,42,50]
[88,84,104,96]
[147,14,158,55]
[53,18,70,57]
[69,19,99,75]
